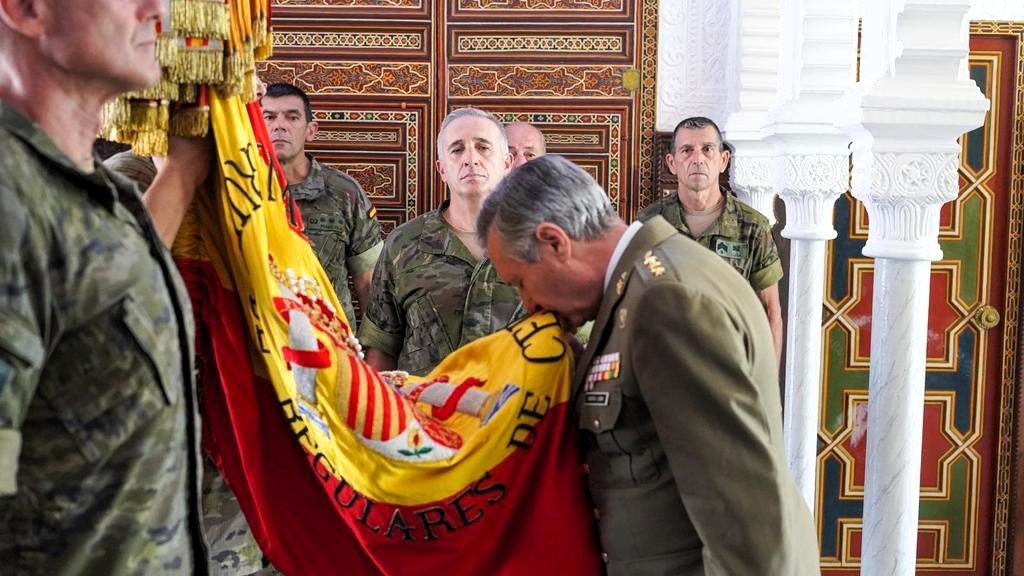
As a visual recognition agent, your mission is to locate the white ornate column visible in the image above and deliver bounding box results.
[767,0,858,511]
[723,0,781,224]
[838,1,989,574]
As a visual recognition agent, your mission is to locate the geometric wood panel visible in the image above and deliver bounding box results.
[260,0,659,227]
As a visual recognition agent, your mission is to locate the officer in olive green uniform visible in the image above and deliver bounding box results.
[0,105,206,572]
[638,190,782,292]
[359,107,521,376]
[358,199,522,375]
[480,155,819,575]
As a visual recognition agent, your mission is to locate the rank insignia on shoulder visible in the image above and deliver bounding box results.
[615,272,627,295]
[643,250,666,277]
[583,391,610,406]
[368,206,378,219]
[585,352,621,390]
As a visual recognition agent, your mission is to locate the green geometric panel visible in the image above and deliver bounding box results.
[939,191,983,305]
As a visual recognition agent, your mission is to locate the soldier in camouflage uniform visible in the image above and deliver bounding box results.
[262,83,383,327]
[638,116,784,365]
[359,108,522,376]
[0,1,209,573]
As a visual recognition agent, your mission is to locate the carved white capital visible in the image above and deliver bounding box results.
[731,153,777,224]
[851,149,958,261]
[778,153,848,240]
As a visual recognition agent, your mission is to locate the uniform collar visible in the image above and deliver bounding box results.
[286,154,326,201]
[664,186,738,239]
[0,100,124,209]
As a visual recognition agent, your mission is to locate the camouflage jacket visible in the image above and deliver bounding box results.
[358,201,523,376]
[103,154,267,575]
[638,191,783,292]
[290,156,383,327]
[0,102,205,575]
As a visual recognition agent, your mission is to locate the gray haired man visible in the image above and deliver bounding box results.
[358,107,522,375]
[478,154,819,575]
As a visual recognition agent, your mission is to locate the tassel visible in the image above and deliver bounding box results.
[131,129,169,157]
[172,0,230,40]
[129,100,170,132]
[156,31,178,65]
[167,43,225,84]
[101,99,132,129]
[170,106,211,137]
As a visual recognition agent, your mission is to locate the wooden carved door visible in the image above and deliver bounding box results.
[259,0,660,234]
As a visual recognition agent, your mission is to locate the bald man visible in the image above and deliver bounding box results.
[506,122,547,168]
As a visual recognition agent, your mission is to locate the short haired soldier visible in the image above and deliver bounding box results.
[262,82,383,327]
[639,116,785,366]
[358,108,522,375]
[0,0,210,574]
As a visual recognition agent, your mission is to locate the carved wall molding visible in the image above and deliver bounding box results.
[656,0,734,130]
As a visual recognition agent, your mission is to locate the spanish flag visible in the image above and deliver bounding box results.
[177,92,602,575]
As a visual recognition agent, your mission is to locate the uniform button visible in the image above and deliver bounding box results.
[582,463,591,474]
[601,552,609,564]
[592,418,601,430]
[593,508,600,520]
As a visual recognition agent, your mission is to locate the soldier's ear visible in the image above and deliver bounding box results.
[0,0,47,37]
[665,153,678,176]
[719,147,730,173]
[304,120,318,143]
[535,223,570,261]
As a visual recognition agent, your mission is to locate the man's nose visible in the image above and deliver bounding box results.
[463,147,481,166]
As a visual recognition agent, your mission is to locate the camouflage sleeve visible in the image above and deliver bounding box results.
[356,240,403,358]
[0,185,48,496]
[343,178,383,277]
[748,220,783,292]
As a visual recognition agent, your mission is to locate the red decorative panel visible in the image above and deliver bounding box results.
[449,0,632,21]
[272,22,430,59]
[448,27,634,63]
[273,0,429,19]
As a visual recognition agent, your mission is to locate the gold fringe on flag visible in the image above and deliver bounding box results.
[166,42,225,85]
[128,77,181,102]
[127,129,169,157]
[172,0,230,40]
[100,0,273,153]
[156,32,178,66]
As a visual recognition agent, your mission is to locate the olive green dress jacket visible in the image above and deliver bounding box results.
[574,216,819,575]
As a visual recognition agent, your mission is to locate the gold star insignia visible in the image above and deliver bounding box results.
[643,250,666,277]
